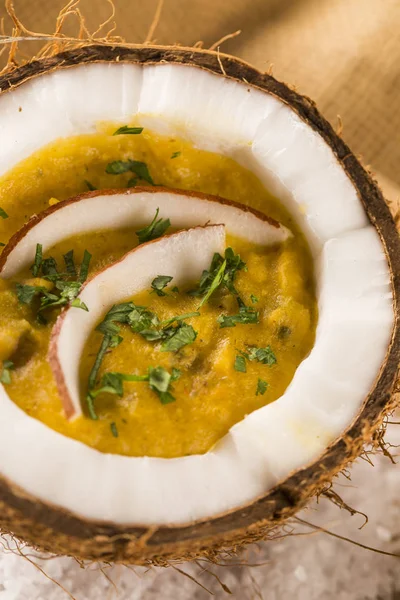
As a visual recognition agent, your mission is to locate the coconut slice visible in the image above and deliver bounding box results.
[50,224,226,419]
[0,187,289,279]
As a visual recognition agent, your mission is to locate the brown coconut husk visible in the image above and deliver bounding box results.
[0,3,399,567]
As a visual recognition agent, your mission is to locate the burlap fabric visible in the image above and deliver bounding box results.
[1,0,399,191]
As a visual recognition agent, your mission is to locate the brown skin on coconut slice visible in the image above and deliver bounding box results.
[0,46,398,564]
[0,186,286,279]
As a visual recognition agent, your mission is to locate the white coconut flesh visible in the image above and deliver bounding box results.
[0,61,394,527]
[0,188,289,279]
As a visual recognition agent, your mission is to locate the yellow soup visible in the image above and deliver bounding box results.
[0,126,317,457]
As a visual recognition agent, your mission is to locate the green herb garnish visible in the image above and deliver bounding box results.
[161,323,197,352]
[0,208,8,219]
[218,306,259,328]
[0,360,14,384]
[16,283,45,305]
[171,286,179,293]
[240,345,277,366]
[16,248,92,320]
[256,379,268,396]
[90,366,180,406]
[151,275,173,297]
[250,294,259,304]
[171,151,181,159]
[84,180,97,191]
[113,125,144,136]
[135,208,170,244]
[189,247,246,307]
[105,160,133,175]
[79,250,92,283]
[31,243,43,277]
[234,355,247,373]
[0,243,5,247]
[110,422,119,437]
[105,159,155,185]
[63,250,76,277]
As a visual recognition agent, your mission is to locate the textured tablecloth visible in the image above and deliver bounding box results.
[0,1,399,598]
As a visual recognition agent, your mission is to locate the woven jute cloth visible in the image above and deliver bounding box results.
[1,0,400,191]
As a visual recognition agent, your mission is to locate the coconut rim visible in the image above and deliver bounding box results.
[0,44,398,557]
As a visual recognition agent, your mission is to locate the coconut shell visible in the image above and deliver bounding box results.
[0,45,399,564]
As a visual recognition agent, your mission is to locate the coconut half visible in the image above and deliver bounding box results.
[0,46,398,564]
[0,187,289,279]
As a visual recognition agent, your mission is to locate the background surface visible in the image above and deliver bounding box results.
[0,1,399,598]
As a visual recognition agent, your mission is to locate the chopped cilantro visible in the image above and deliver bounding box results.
[160,312,200,326]
[16,283,45,305]
[0,208,8,219]
[135,208,170,244]
[113,125,143,136]
[241,345,277,366]
[105,159,155,185]
[105,160,133,175]
[256,378,268,396]
[171,286,179,293]
[127,177,137,187]
[218,306,259,328]
[0,242,5,247]
[161,322,197,352]
[189,247,246,307]
[31,243,43,277]
[63,249,76,277]
[0,360,14,384]
[151,275,173,296]
[41,256,58,278]
[129,161,154,185]
[84,180,96,191]
[234,355,247,373]
[89,366,180,407]
[250,294,259,304]
[171,151,181,159]
[78,250,92,283]
[110,422,119,437]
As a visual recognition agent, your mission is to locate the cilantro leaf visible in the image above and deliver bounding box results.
[110,422,119,437]
[250,294,259,304]
[85,180,96,191]
[161,323,197,352]
[63,249,76,277]
[79,250,92,283]
[0,208,8,219]
[89,366,179,408]
[171,151,181,159]
[256,378,268,396]
[113,125,143,136]
[218,306,259,328]
[234,355,247,373]
[41,256,58,277]
[105,160,133,174]
[242,345,277,366]
[31,243,43,277]
[0,360,14,384]
[129,160,154,185]
[189,247,246,307]
[135,208,170,244]
[151,275,173,296]
[0,242,5,247]
[16,283,45,305]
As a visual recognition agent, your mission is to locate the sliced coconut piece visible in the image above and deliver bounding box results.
[49,224,226,419]
[0,187,289,279]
